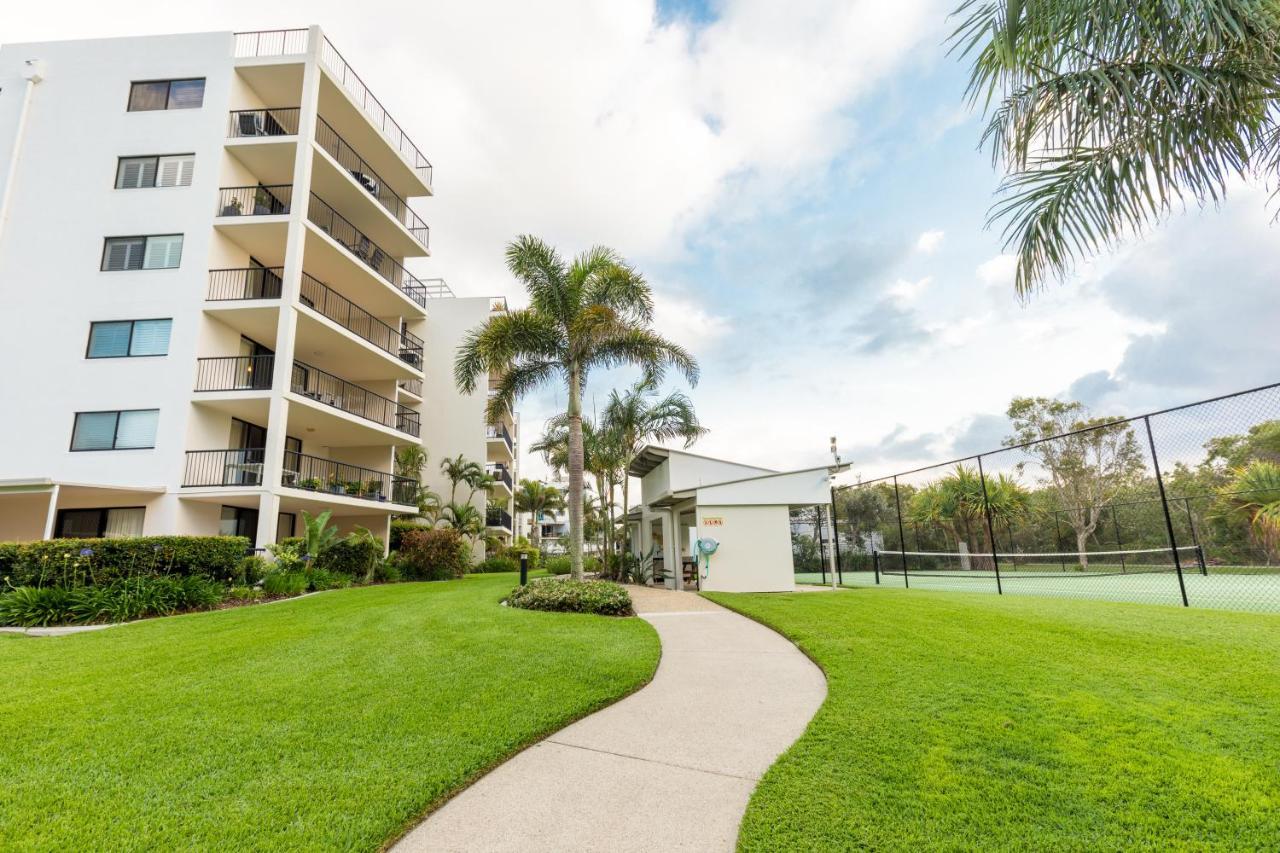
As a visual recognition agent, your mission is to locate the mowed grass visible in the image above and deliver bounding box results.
[705,587,1280,851]
[0,574,659,851]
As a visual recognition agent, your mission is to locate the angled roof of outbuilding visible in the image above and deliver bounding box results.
[626,445,779,478]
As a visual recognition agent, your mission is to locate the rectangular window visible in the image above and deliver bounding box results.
[55,507,145,539]
[87,319,172,358]
[115,155,194,189]
[128,78,205,111]
[101,235,183,271]
[70,409,159,451]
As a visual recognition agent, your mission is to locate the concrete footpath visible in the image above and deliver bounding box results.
[393,586,827,852]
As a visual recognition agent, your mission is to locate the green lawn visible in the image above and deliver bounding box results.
[1,574,659,851]
[705,587,1280,851]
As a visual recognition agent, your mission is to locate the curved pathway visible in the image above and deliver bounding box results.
[394,586,826,852]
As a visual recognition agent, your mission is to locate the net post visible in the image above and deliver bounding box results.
[872,549,880,585]
[1112,505,1126,574]
[976,455,1003,595]
[830,486,844,586]
[1144,416,1189,607]
[892,475,909,589]
[1183,498,1208,576]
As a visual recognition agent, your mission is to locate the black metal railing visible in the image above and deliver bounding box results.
[183,449,265,487]
[233,29,309,58]
[487,507,513,530]
[283,450,416,504]
[228,107,300,138]
[316,35,433,187]
[314,117,430,246]
[217,185,292,216]
[207,267,284,300]
[290,360,419,437]
[487,465,513,491]
[308,194,444,307]
[298,273,424,366]
[194,355,274,392]
[398,377,423,397]
[486,423,514,453]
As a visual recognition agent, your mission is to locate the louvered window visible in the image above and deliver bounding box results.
[71,410,159,451]
[101,235,183,271]
[87,319,172,358]
[128,79,204,111]
[116,155,193,188]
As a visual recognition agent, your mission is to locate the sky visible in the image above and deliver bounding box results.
[8,0,1279,485]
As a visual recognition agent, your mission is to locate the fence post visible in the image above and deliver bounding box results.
[976,455,1003,595]
[892,475,909,589]
[873,549,880,585]
[830,486,843,586]
[1144,416,1189,607]
[816,506,827,586]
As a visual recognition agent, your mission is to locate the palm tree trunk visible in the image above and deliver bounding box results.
[567,369,585,581]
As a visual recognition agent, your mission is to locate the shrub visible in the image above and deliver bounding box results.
[0,575,228,627]
[504,542,540,572]
[0,586,75,627]
[389,520,421,551]
[399,528,470,581]
[5,536,250,588]
[235,555,269,585]
[262,571,309,597]
[545,556,572,576]
[324,529,383,580]
[506,578,633,616]
[373,556,402,583]
[306,569,352,591]
[228,585,263,602]
[0,542,20,578]
[474,556,519,574]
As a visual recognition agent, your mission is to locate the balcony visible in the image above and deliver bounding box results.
[290,360,419,437]
[299,272,423,368]
[307,194,445,309]
[207,267,283,301]
[194,356,274,392]
[397,377,423,398]
[486,507,513,531]
[217,185,292,217]
[487,465,514,492]
[314,116,429,249]
[283,450,415,505]
[486,423,514,454]
[183,449,266,488]
[228,107,300,138]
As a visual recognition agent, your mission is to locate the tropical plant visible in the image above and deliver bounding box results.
[533,417,626,568]
[951,0,1280,296]
[300,510,340,563]
[1217,460,1280,558]
[440,454,483,503]
[907,465,1034,568]
[440,502,484,544]
[455,236,698,579]
[343,526,384,583]
[513,480,566,552]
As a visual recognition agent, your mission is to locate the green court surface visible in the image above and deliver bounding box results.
[796,566,1280,613]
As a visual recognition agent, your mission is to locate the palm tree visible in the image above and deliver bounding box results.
[440,454,483,503]
[395,446,441,521]
[533,416,626,568]
[513,479,566,552]
[456,236,698,580]
[601,373,707,555]
[1218,461,1280,559]
[951,1,1280,296]
[300,510,339,562]
[441,502,484,545]
[466,470,496,504]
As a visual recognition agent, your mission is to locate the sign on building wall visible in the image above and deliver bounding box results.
[703,516,724,526]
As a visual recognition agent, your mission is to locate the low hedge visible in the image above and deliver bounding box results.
[2,536,251,588]
[474,555,519,574]
[277,535,383,577]
[506,578,633,616]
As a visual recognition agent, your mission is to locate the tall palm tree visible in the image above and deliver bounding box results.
[513,479,566,551]
[601,373,707,555]
[951,1,1280,296]
[456,236,698,580]
[533,416,626,567]
[440,454,483,503]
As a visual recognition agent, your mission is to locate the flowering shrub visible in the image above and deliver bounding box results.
[2,536,250,588]
[506,578,633,616]
[399,528,470,581]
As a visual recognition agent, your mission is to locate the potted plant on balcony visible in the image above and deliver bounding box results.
[327,473,343,494]
[299,477,321,491]
[344,480,363,496]
[365,478,385,501]
[221,197,244,217]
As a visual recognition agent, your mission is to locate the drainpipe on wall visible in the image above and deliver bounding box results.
[0,59,46,254]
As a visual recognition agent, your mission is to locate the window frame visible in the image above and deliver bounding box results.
[54,507,146,539]
[127,78,206,112]
[85,319,173,359]
[100,234,184,271]
[70,409,160,452]
[114,154,195,190]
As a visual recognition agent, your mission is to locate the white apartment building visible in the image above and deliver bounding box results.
[0,26,517,552]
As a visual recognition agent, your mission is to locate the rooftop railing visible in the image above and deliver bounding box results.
[299,272,423,368]
[315,117,430,247]
[283,450,416,505]
[207,267,283,301]
[217,185,292,217]
[232,29,309,58]
[291,360,420,437]
[227,107,300,138]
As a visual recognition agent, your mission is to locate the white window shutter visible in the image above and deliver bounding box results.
[129,319,172,355]
[143,235,183,270]
[156,155,194,187]
[104,238,144,271]
[114,410,159,449]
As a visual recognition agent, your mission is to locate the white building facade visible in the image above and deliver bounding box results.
[0,27,516,551]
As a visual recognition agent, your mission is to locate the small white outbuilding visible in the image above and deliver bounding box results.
[626,446,848,593]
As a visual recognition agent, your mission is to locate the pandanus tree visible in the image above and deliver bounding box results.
[513,479,566,551]
[1217,460,1280,561]
[907,465,1033,568]
[951,0,1280,296]
[456,236,698,580]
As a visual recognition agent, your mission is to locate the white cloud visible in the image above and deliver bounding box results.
[885,275,931,305]
[976,253,1018,289]
[915,229,945,253]
[652,289,732,353]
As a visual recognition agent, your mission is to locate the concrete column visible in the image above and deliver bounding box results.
[666,509,681,591]
[256,27,323,551]
[824,503,839,589]
[40,484,60,540]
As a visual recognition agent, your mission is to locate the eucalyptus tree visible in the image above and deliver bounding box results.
[951,0,1280,296]
[456,236,698,580]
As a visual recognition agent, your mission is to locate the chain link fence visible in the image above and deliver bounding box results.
[823,382,1280,613]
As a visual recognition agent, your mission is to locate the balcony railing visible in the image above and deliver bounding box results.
[291,360,420,437]
[183,449,266,487]
[228,107,300,138]
[195,355,274,392]
[308,194,444,308]
[284,449,415,504]
[217,185,292,217]
[299,273,424,367]
[233,29,309,58]
[315,117,429,246]
[397,377,423,397]
[486,508,513,530]
[487,465,514,491]
[316,35,433,187]
[207,267,284,300]
[486,423,514,452]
